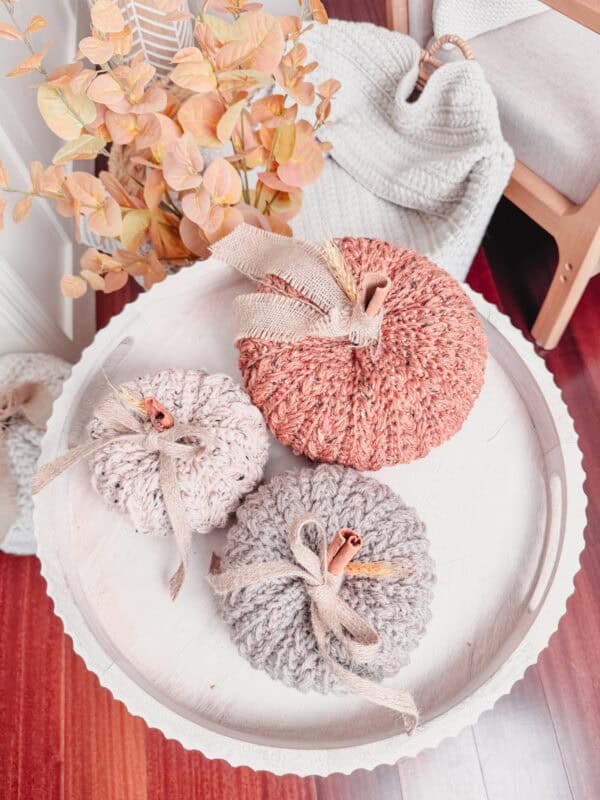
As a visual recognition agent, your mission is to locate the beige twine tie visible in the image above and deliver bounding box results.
[0,381,54,543]
[208,512,419,733]
[32,394,206,599]
[211,224,391,347]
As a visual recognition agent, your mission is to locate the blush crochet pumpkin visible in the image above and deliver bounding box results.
[235,236,487,470]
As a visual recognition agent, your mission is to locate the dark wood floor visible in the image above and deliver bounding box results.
[2,2,600,797]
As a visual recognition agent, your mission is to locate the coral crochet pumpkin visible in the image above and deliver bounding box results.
[236,237,487,470]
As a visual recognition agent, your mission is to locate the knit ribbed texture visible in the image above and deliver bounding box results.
[238,237,487,471]
[0,353,71,555]
[216,464,434,695]
[294,20,514,281]
[87,369,269,537]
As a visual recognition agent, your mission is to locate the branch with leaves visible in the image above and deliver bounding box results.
[0,0,339,298]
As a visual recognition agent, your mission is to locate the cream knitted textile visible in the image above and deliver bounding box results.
[215,465,434,695]
[0,353,71,555]
[87,369,269,537]
[294,20,515,281]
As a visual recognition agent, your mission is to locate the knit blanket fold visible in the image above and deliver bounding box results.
[295,20,514,280]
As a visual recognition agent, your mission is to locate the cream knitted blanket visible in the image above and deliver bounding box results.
[294,20,514,280]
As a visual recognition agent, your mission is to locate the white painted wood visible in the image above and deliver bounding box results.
[33,259,586,776]
[398,728,488,800]
[0,0,94,356]
[473,667,573,799]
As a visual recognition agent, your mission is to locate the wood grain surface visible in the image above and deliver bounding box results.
[2,0,599,795]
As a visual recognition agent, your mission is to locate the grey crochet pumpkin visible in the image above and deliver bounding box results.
[214,464,434,696]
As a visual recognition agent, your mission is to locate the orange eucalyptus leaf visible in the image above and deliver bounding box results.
[0,199,6,231]
[273,122,296,164]
[121,209,151,251]
[143,169,166,211]
[266,210,293,236]
[231,11,285,74]
[70,68,97,95]
[257,171,294,192]
[100,171,143,208]
[278,15,301,39]
[171,59,216,93]
[179,216,210,258]
[178,93,225,147]
[40,165,66,196]
[53,134,106,165]
[80,269,106,291]
[216,98,245,144]
[0,22,22,41]
[29,162,44,192]
[109,26,133,56]
[203,158,242,205]
[163,132,204,191]
[65,172,105,208]
[237,203,271,231]
[276,120,323,187]
[79,36,115,65]
[149,210,190,259]
[12,195,33,223]
[61,275,87,298]
[7,42,51,77]
[37,84,97,140]
[103,269,129,293]
[317,78,341,98]
[86,73,127,113]
[26,15,48,33]
[88,196,122,236]
[309,0,328,24]
[217,69,272,94]
[214,38,255,71]
[201,206,244,244]
[181,187,210,226]
[149,113,181,163]
[91,0,125,34]
[105,111,137,145]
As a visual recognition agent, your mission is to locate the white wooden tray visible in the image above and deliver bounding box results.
[34,258,586,776]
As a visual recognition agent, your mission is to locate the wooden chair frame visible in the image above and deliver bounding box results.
[386,0,600,349]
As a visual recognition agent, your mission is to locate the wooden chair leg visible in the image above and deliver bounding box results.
[532,229,600,349]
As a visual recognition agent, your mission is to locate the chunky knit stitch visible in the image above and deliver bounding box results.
[87,369,269,537]
[216,464,434,695]
[238,237,487,471]
[0,352,71,555]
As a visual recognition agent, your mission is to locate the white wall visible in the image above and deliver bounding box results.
[0,0,94,361]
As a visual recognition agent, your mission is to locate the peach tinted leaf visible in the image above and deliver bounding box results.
[105,111,137,145]
[26,15,48,33]
[179,217,209,258]
[171,47,204,63]
[91,0,125,34]
[40,165,66,195]
[266,211,292,236]
[269,187,302,220]
[135,113,162,148]
[143,168,166,211]
[202,206,244,244]
[0,22,22,40]
[0,160,9,188]
[146,0,184,10]
[29,162,44,192]
[276,120,324,187]
[53,134,107,165]
[79,36,115,65]
[178,93,224,147]
[181,187,210,226]
[121,209,151,251]
[7,42,51,77]
[237,203,271,230]
[65,172,105,208]
[214,38,255,71]
[216,69,272,94]
[257,171,294,192]
[279,15,301,39]
[103,269,129,293]
[171,59,216,93]
[149,113,181,164]
[99,171,143,208]
[86,74,127,113]
[38,84,97,140]
[233,11,285,74]
[163,132,204,191]
[80,269,106,291]
[203,158,242,205]
[88,196,122,237]
[309,0,328,24]
[205,14,235,43]
[149,210,190,259]
[273,122,296,164]
[109,26,133,56]
[13,195,33,223]
[216,98,245,144]
[318,78,341,98]
[70,68,97,96]
[61,275,88,298]
[132,86,168,115]
[0,199,6,231]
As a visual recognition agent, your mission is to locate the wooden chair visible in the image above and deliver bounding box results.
[386,0,600,349]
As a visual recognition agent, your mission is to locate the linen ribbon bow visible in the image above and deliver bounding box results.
[208,512,419,733]
[0,381,53,543]
[32,394,206,599]
[211,224,391,348]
